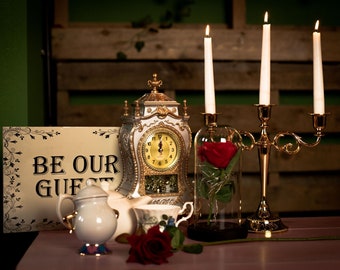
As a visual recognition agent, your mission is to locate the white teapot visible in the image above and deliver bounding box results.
[100,181,152,238]
[56,179,119,246]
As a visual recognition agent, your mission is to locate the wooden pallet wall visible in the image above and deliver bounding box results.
[52,1,340,214]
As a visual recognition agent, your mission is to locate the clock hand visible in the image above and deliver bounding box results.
[158,139,163,154]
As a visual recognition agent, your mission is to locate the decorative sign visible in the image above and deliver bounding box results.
[2,127,122,233]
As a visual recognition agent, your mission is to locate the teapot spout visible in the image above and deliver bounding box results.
[131,195,152,207]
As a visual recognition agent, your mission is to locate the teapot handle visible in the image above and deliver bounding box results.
[62,211,77,231]
[56,194,75,230]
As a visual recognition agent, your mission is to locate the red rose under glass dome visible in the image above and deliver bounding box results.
[187,116,248,242]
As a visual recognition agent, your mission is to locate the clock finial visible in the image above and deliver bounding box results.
[123,100,129,116]
[183,99,188,116]
[135,101,140,117]
[148,73,163,93]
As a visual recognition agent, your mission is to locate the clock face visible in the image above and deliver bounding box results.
[142,129,180,171]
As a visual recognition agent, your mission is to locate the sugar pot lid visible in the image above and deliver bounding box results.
[74,179,108,201]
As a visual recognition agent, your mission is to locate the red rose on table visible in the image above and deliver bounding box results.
[126,225,173,265]
[198,141,238,169]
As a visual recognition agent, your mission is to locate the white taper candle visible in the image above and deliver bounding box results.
[204,25,216,114]
[313,20,325,114]
[259,12,271,105]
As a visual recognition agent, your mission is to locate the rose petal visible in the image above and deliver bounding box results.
[199,141,237,169]
[126,225,173,265]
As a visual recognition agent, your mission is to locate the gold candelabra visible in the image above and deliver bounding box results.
[241,104,329,233]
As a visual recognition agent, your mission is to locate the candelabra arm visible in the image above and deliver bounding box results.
[272,132,322,155]
[272,113,328,155]
[239,130,256,151]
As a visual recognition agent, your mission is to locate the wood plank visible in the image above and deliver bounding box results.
[189,105,339,134]
[56,102,340,133]
[56,61,340,91]
[240,173,340,213]
[57,95,340,172]
[232,0,246,29]
[187,144,340,173]
[56,91,70,118]
[53,0,68,28]
[52,27,340,61]
[56,103,340,173]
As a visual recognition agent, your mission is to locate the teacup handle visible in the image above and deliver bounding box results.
[175,201,194,227]
[56,193,75,230]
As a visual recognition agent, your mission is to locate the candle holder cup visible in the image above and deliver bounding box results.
[242,104,329,233]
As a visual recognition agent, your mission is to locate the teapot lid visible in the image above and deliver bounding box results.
[75,179,108,201]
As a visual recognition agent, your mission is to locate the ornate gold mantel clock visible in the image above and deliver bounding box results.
[117,74,192,205]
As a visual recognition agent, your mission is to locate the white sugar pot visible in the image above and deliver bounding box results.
[56,179,119,245]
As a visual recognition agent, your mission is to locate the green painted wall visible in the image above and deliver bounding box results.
[246,0,340,26]
[1,2,45,268]
[69,0,340,26]
[69,0,229,24]
[27,1,45,125]
[0,0,28,126]
[0,0,45,128]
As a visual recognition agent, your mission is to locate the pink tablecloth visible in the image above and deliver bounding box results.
[17,216,340,270]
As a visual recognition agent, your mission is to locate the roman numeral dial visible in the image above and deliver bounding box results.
[142,130,180,171]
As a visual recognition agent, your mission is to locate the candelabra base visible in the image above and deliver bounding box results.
[245,215,288,233]
[245,199,288,233]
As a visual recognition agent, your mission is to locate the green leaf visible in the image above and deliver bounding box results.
[215,183,234,203]
[131,15,153,28]
[197,179,209,199]
[171,230,184,251]
[224,148,242,175]
[182,244,204,254]
[134,41,145,52]
[116,51,127,60]
[165,226,185,251]
[159,220,167,227]
[115,233,130,244]
[161,214,169,220]
[159,10,173,28]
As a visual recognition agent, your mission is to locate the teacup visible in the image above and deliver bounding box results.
[133,202,193,232]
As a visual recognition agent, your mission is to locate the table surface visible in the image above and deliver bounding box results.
[17,216,340,270]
